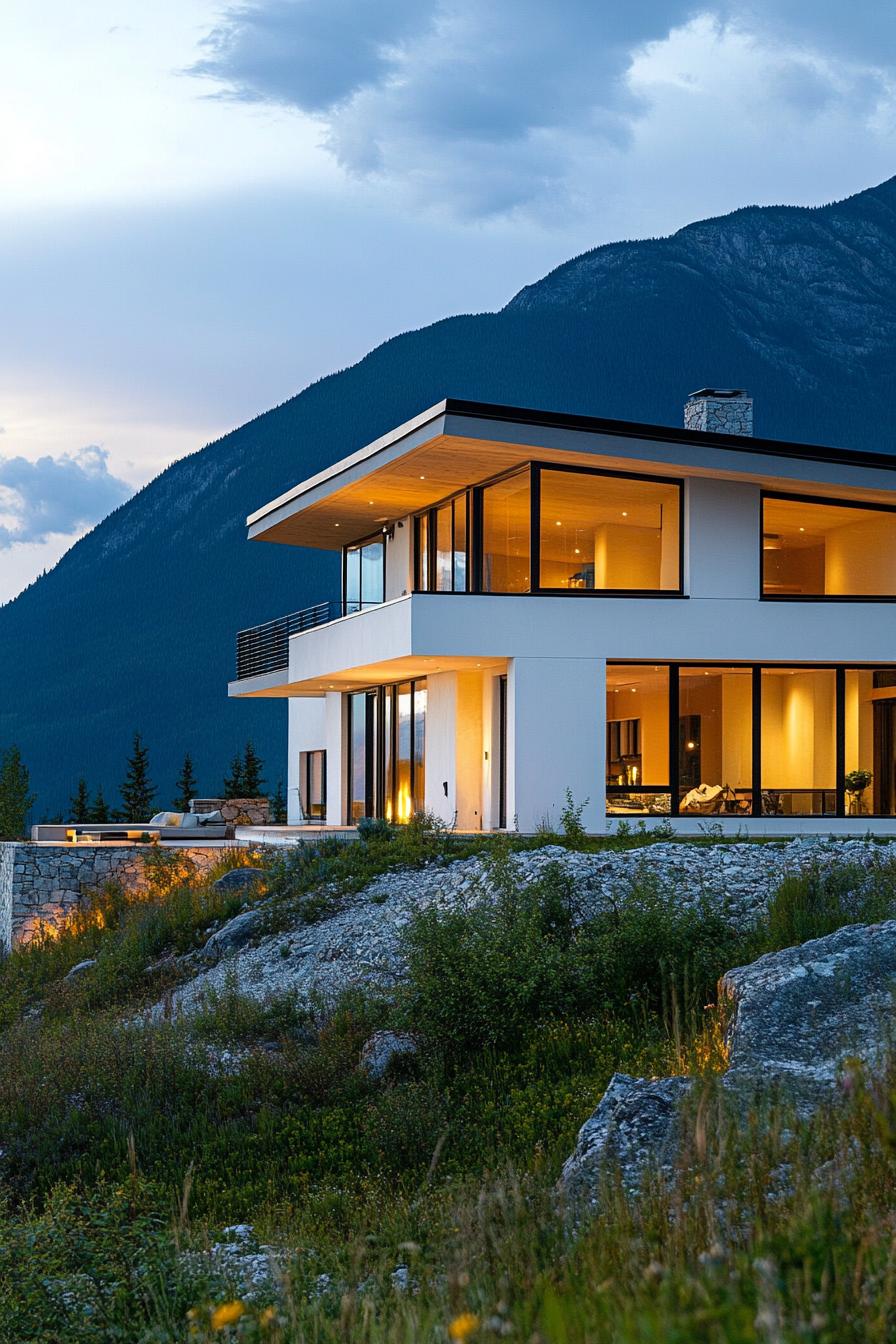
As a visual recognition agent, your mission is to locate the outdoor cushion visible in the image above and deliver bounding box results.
[147,811,183,827]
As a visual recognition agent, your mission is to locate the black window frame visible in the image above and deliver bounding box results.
[412,461,685,598]
[298,749,327,820]
[532,461,684,598]
[606,660,896,820]
[345,678,427,822]
[760,489,896,602]
[342,530,386,614]
[414,490,472,593]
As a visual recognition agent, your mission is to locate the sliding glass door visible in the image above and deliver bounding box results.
[346,679,427,822]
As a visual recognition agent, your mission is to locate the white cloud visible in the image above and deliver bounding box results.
[0,445,132,548]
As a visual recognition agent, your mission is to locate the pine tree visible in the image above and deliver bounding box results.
[223,752,245,799]
[270,779,287,823]
[69,778,91,823]
[89,787,110,823]
[242,740,266,795]
[173,753,198,812]
[118,732,157,821]
[0,746,35,840]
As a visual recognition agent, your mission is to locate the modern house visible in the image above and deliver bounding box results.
[230,391,896,834]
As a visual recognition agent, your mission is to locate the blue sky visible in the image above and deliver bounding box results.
[1,0,895,602]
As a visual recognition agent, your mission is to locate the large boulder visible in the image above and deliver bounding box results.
[560,1073,692,1216]
[359,1030,419,1080]
[560,920,896,1217]
[212,867,266,894]
[721,919,896,1110]
[199,907,266,961]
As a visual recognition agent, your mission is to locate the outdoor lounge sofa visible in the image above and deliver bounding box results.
[31,810,230,843]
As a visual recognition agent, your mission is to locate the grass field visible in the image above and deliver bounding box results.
[0,824,894,1342]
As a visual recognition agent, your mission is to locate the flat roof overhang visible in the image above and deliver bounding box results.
[246,398,896,550]
[229,652,507,699]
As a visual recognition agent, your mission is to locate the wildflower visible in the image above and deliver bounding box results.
[259,1306,278,1328]
[449,1312,480,1341]
[210,1300,245,1330]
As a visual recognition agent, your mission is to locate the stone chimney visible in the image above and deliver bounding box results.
[684,388,753,436]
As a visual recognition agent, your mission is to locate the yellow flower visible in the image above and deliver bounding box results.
[259,1307,277,1328]
[210,1300,245,1330]
[448,1312,480,1341]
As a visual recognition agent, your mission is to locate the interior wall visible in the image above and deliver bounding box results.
[761,672,836,788]
[825,515,896,595]
[592,524,661,590]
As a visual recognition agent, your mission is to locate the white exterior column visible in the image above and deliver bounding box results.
[507,657,605,834]
[324,692,345,825]
[286,697,326,824]
[424,671,484,830]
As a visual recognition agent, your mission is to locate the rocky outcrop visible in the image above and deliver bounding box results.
[199,907,267,962]
[212,867,266,894]
[146,837,894,1023]
[720,920,896,1111]
[560,919,896,1216]
[359,1030,418,1080]
[560,1074,692,1215]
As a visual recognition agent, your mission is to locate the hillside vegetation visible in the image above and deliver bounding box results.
[4,179,896,813]
[1,827,895,1340]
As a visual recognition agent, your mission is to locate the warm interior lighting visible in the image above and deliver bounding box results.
[396,784,413,823]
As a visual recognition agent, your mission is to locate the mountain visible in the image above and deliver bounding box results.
[4,178,896,818]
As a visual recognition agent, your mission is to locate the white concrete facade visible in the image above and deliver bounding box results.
[230,398,896,835]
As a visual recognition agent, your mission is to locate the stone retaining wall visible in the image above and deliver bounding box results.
[191,797,270,826]
[0,843,224,951]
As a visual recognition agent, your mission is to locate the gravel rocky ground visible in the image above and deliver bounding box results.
[146,837,892,1022]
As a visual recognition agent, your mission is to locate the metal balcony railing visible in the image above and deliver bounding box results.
[236,601,336,680]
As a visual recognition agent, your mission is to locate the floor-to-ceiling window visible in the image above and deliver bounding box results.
[760,668,836,815]
[606,665,670,814]
[298,750,327,820]
[606,662,896,818]
[346,679,427,822]
[539,468,681,592]
[343,535,386,614]
[678,667,753,814]
[845,669,896,816]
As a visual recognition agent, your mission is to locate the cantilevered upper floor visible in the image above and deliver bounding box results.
[230,392,896,697]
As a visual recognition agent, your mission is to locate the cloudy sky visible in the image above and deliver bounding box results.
[2,1,895,602]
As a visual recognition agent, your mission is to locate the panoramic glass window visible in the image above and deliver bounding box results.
[762,495,896,597]
[539,469,680,591]
[760,668,836,815]
[344,536,385,613]
[605,664,670,814]
[481,471,531,593]
[845,669,896,817]
[678,667,752,814]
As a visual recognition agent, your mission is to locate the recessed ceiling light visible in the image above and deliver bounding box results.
[622,511,629,517]
[334,523,340,528]
[420,475,426,480]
